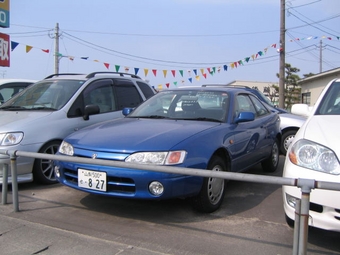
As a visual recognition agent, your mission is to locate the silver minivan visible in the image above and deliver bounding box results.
[0,72,156,184]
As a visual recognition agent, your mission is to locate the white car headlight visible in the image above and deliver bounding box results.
[125,151,186,165]
[0,132,24,146]
[288,139,339,175]
[58,141,74,156]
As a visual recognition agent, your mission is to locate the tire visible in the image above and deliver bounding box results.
[285,214,295,228]
[33,140,61,184]
[281,130,296,155]
[191,156,227,213]
[261,139,279,173]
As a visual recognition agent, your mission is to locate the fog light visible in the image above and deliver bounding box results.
[54,165,60,178]
[149,181,164,196]
[286,193,299,208]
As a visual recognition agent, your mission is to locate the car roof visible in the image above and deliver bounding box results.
[43,72,145,81]
[0,79,37,85]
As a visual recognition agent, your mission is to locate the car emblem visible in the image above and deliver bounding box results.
[92,154,97,159]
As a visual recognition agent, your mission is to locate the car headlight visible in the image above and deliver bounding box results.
[58,141,74,156]
[288,139,339,175]
[0,132,24,146]
[125,151,186,165]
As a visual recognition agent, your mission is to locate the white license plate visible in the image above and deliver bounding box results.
[78,169,107,191]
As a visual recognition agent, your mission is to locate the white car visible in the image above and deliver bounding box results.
[282,78,340,232]
[0,79,36,104]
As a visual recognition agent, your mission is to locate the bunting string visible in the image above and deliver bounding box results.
[10,35,339,90]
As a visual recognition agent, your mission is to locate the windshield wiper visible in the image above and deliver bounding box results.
[29,106,57,110]
[182,117,221,122]
[134,115,169,119]
[0,105,27,110]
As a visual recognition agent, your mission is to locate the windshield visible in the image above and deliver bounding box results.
[128,90,229,122]
[316,81,340,115]
[0,80,85,111]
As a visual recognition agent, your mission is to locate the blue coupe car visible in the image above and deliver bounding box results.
[54,86,281,212]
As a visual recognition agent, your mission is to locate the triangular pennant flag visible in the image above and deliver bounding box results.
[203,73,207,79]
[245,57,250,63]
[81,57,89,60]
[115,65,120,72]
[152,69,157,76]
[200,69,205,75]
[238,60,243,65]
[179,70,184,77]
[26,45,33,53]
[171,70,176,77]
[188,78,193,83]
[193,69,197,76]
[94,60,99,62]
[207,68,211,73]
[163,70,167,78]
[157,84,163,91]
[42,49,50,53]
[104,63,110,69]
[223,65,228,71]
[124,66,130,72]
[165,83,170,88]
[134,68,139,75]
[231,63,235,69]
[69,56,74,61]
[173,81,178,86]
[271,43,276,48]
[11,41,19,51]
[251,54,255,60]
[258,51,263,56]
[212,67,216,73]
[56,52,63,57]
[144,69,149,76]
[195,76,200,81]
[188,70,191,76]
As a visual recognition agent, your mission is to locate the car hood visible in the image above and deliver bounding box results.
[67,118,221,152]
[300,116,340,156]
[0,111,53,130]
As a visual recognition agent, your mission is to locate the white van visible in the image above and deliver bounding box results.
[0,72,156,184]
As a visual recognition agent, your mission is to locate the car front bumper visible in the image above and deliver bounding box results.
[282,158,340,232]
[55,160,203,200]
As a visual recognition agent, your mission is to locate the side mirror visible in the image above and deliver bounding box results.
[83,104,100,120]
[122,107,134,116]
[235,112,255,123]
[291,104,312,117]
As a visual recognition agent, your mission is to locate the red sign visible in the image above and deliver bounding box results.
[0,32,10,66]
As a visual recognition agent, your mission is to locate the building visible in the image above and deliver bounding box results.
[298,67,340,106]
[227,80,279,105]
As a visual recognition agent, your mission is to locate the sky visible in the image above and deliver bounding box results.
[1,0,339,89]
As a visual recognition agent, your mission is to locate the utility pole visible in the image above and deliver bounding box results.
[319,40,322,73]
[54,23,60,74]
[279,0,286,109]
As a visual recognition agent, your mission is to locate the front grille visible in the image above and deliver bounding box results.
[63,168,135,194]
[310,202,323,213]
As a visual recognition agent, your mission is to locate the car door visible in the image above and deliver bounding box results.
[67,78,144,131]
[229,94,268,171]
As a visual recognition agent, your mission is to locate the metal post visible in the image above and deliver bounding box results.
[296,179,314,255]
[1,163,8,204]
[10,152,19,212]
[292,199,301,255]
[298,191,311,255]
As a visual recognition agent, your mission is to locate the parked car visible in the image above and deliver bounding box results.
[202,84,306,155]
[0,79,36,104]
[283,78,340,232]
[54,86,281,213]
[0,72,156,184]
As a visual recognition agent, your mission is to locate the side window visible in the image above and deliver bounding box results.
[136,81,155,99]
[114,80,143,110]
[83,79,115,113]
[249,95,269,117]
[234,95,256,117]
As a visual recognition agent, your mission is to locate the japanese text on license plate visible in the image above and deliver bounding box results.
[78,169,107,191]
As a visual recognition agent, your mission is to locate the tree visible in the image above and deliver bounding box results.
[276,63,301,110]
